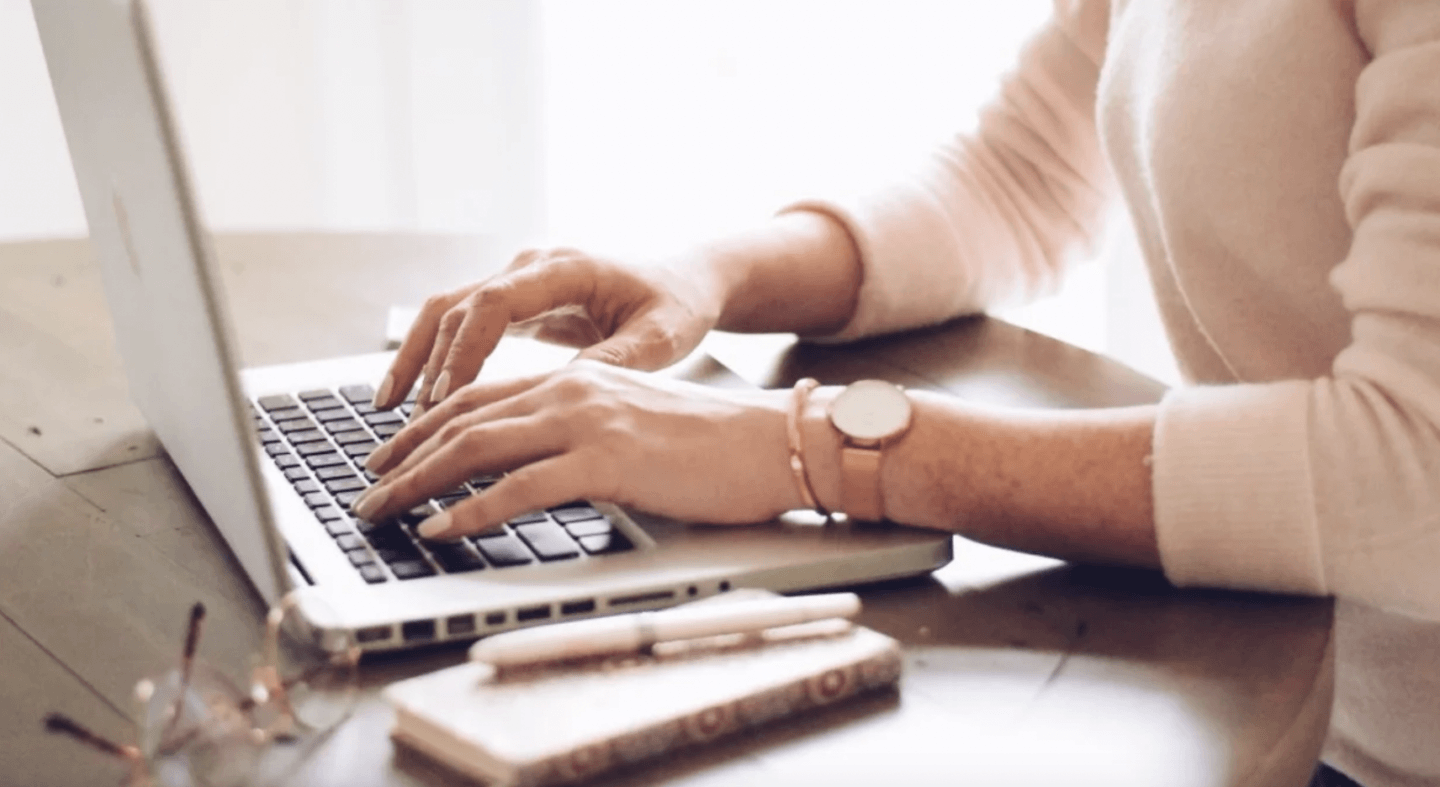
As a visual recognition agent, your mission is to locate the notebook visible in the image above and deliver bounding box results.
[31,0,953,653]
[385,599,902,786]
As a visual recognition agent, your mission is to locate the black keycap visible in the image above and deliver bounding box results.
[259,429,282,444]
[473,533,535,567]
[435,493,471,510]
[400,505,437,526]
[264,443,291,457]
[339,384,375,404]
[330,429,373,446]
[325,477,367,494]
[346,549,375,567]
[363,411,404,427]
[286,429,327,445]
[295,441,336,457]
[400,404,415,417]
[363,523,410,548]
[293,479,321,495]
[344,442,378,460]
[314,465,358,482]
[430,543,486,573]
[352,402,377,416]
[304,395,345,412]
[363,469,381,484]
[321,417,363,434]
[321,519,351,537]
[313,505,344,522]
[274,453,301,469]
[515,522,581,561]
[551,506,604,524]
[372,423,402,439]
[302,492,330,509]
[389,560,436,580]
[258,394,298,411]
[282,467,310,483]
[376,546,422,564]
[297,389,332,402]
[311,407,352,423]
[359,564,387,584]
[334,490,363,510]
[507,510,549,525]
[578,531,633,555]
[275,417,318,434]
[305,452,348,469]
[563,518,613,538]
[353,517,386,536]
[470,475,502,488]
[335,533,365,551]
[266,406,305,422]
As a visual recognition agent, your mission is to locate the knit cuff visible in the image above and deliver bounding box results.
[1153,381,1327,595]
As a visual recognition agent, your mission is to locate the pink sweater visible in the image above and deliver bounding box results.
[795,1,1440,784]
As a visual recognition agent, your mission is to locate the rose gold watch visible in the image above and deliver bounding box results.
[827,380,913,521]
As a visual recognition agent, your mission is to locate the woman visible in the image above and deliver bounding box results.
[353,2,1440,784]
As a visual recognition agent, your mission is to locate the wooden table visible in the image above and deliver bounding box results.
[0,233,1333,787]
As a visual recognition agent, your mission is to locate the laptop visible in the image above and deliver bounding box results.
[31,0,952,652]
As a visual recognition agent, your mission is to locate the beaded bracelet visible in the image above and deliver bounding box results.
[787,377,826,515]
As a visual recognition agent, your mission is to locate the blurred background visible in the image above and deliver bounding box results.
[0,0,1177,383]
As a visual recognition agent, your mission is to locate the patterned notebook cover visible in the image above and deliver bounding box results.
[384,617,902,787]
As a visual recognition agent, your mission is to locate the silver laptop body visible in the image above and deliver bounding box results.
[32,0,952,652]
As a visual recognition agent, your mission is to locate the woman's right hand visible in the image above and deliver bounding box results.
[372,247,725,410]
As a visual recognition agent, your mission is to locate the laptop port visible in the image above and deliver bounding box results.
[608,590,675,607]
[401,619,436,642]
[516,605,551,622]
[356,625,392,643]
[560,599,596,616]
[484,611,507,626]
[445,614,476,636]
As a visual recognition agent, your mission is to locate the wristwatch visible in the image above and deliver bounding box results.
[827,380,913,521]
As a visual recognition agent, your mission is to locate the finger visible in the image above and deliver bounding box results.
[413,451,612,540]
[374,289,470,409]
[416,303,469,406]
[365,372,546,475]
[429,258,606,404]
[354,413,565,524]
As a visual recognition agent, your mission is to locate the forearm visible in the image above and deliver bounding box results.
[691,209,863,336]
[801,387,1161,569]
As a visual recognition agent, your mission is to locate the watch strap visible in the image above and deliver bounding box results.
[840,445,884,521]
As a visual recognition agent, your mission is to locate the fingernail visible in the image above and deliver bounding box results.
[353,485,389,520]
[373,373,395,408]
[432,370,452,403]
[365,442,393,473]
[416,510,453,540]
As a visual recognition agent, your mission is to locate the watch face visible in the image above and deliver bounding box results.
[829,380,912,442]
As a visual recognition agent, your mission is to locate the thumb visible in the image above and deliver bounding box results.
[574,318,680,371]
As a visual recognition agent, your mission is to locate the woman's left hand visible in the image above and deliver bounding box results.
[352,360,801,540]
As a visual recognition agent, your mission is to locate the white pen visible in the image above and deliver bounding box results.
[469,592,862,667]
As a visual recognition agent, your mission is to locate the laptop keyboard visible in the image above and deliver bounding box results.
[250,384,633,584]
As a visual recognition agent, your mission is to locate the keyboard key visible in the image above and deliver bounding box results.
[563,518,613,538]
[363,521,410,548]
[258,394,299,411]
[305,452,348,469]
[335,533,365,551]
[321,519,351,536]
[334,490,363,510]
[274,453,301,469]
[435,493,471,510]
[339,384,375,404]
[376,546,422,564]
[473,534,534,567]
[390,559,436,580]
[313,505,344,522]
[304,395,345,412]
[275,417,318,434]
[325,477,367,494]
[283,466,311,482]
[344,442,378,460]
[293,479,321,495]
[363,469,381,484]
[578,531,633,555]
[286,429,327,445]
[295,441,336,457]
[400,505,437,526]
[259,429,282,444]
[372,422,402,439]
[311,407,352,423]
[358,564,387,584]
[264,443,291,458]
[346,549,375,567]
[266,406,305,422]
[330,429,373,446]
[551,506,604,524]
[515,522,581,561]
[430,543,486,573]
[321,417,363,434]
[352,402,377,416]
[302,492,330,509]
[363,411,404,427]
[314,465,358,482]
[470,475,502,488]
[297,389,332,402]
[507,511,549,525]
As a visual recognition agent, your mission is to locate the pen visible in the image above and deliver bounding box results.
[469,592,862,667]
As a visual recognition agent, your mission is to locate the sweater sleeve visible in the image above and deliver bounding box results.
[784,0,1116,342]
[1155,0,1440,620]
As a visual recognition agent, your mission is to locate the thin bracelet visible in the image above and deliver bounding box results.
[787,377,826,515]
